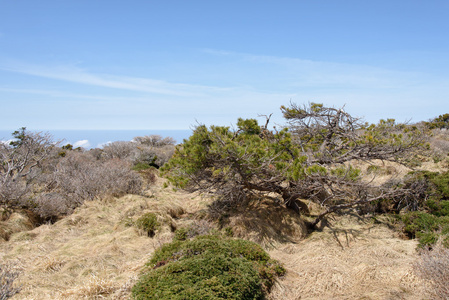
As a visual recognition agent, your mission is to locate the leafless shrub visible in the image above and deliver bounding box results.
[101,137,175,168]
[0,262,21,300]
[0,128,58,209]
[187,219,215,237]
[58,152,142,198]
[34,152,143,220]
[414,241,449,299]
[0,179,27,209]
[430,138,449,154]
[33,192,77,221]
[133,144,175,168]
[133,135,176,147]
[101,141,135,161]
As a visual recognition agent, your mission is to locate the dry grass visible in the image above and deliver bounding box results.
[0,211,35,242]
[351,159,412,186]
[227,198,308,248]
[268,212,424,299]
[0,177,206,299]
[0,174,433,299]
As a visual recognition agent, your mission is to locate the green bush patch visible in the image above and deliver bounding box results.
[135,213,160,237]
[401,211,449,248]
[131,235,285,299]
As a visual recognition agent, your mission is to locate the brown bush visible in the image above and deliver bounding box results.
[34,152,143,220]
[132,135,176,147]
[101,141,135,160]
[133,144,175,168]
[414,242,449,299]
[100,138,175,168]
[0,128,58,209]
[0,262,21,299]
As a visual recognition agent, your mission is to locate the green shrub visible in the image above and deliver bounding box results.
[401,211,449,248]
[425,113,449,129]
[397,171,449,248]
[427,200,449,217]
[173,227,188,241]
[131,235,285,299]
[224,226,234,237]
[132,162,152,171]
[135,213,160,237]
[429,171,449,199]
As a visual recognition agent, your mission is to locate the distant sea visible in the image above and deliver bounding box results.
[0,129,193,149]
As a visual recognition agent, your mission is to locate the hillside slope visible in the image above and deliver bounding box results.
[1,177,426,299]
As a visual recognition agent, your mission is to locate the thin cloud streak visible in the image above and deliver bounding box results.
[202,49,428,89]
[0,61,232,97]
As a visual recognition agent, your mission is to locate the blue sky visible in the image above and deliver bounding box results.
[1,1,448,130]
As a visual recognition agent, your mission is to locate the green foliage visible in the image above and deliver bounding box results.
[224,226,234,237]
[237,118,261,135]
[367,165,380,174]
[131,235,285,299]
[330,165,361,180]
[161,121,297,202]
[401,212,449,248]
[428,171,449,199]
[173,227,188,241]
[427,200,449,217]
[9,127,27,148]
[132,162,152,171]
[135,213,160,237]
[426,113,449,129]
[162,103,427,226]
[398,170,449,248]
[62,144,74,150]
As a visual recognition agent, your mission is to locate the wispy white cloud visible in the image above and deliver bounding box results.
[0,61,231,97]
[0,51,447,129]
[202,49,427,89]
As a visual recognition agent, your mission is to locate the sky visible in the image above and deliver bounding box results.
[0,1,448,130]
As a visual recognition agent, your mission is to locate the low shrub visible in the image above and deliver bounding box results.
[101,136,176,169]
[396,170,449,248]
[34,152,143,221]
[173,227,188,241]
[0,262,21,299]
[132,163,152,171]
[414,241,449,299]
[401,212,449,248]
[173,220,215,241]
[425,113,449,130]
[135,213,160,237]
[131,235,285,299]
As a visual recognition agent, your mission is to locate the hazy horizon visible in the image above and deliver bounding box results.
[0,129,193,149]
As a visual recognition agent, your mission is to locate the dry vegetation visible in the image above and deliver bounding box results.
[0,173,443,299]
[2,118,449,299]
[0,176,205,299]
[268,213,424,299]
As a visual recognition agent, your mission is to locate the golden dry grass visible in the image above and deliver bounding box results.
[0,177,206,299]
[0,174,433,299]
[268,213,425,299]
[227,197,308,248]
